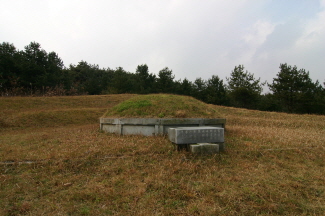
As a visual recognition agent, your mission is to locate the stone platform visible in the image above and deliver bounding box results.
[100,118,226,154]
[100,118,226,136]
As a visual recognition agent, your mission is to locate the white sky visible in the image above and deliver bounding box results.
[1,0,325,91]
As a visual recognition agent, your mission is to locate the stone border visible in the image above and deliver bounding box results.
[100,118,226,136]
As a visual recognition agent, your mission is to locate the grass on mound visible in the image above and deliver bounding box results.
[103,94,220,118]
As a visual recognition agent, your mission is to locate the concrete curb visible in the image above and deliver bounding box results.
[100,118,226,136]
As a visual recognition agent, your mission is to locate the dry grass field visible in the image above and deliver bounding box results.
[1,94,325,215]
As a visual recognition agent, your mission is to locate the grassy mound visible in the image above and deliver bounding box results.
[103,94,220,118]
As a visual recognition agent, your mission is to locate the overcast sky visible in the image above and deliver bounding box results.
[1,0,325,91]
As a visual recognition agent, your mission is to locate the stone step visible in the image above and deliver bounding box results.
[190,143,220,154]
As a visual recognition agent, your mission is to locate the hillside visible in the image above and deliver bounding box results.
[1,94,325,215]
[0,94,134,129]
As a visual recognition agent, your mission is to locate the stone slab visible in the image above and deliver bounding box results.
[190,143,220,154]
[168,127,224,144]
[123,125,155,136]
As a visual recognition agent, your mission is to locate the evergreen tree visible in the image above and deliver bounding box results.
[110,67,134,94]
[22,42,48,88]
[268,63,321,113]
[0,42,20,90]
[192,78,207,102]
[67,61,105,95]
[135,64,156,94]
[205,75,228,105]
[180,78,193,96]
[227,65,264,109]
[45,51,64,87]
[174,78,193,96]
[157,67,175,93]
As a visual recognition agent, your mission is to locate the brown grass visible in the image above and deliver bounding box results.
[1,94,325,215]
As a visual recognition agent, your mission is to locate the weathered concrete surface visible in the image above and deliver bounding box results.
[100,118,226,136]
[217,143,225,152]
[168,127,224,144]
[190,143,220,154]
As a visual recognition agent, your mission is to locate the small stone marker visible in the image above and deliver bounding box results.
[168,127,224,144]
[190,143,219,154]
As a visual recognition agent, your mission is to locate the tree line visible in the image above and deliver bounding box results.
[1,41,325,115]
